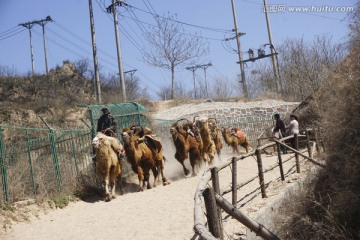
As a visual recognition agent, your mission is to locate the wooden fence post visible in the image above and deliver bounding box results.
[215,194,280,240]
[276,142,285,181]
[294,134,300,173]
[232,157,237,206]
[305,129,312,158]
[313,127,320,153]
[203,187,223,240]
[256,149,267,198]
[211,167,222,223]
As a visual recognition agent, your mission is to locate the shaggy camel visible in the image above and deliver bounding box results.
[92,132,124,201]
[170,121,202,176]
[208,118,223,158]
[121,128,169,191]
[194,116,217,166]
[221,126,250,154]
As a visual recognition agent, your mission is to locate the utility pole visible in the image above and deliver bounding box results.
[19,16,54,76]
[186,63,212,99]
[199,63,212,98]
[88,0,102,103]
[19,22,36,76]
[230,0,248,98]
[124,69,137,81]
[186,67,197,99]
[263,0,281,93]
[107,0,127,102]
[37,16,52,75]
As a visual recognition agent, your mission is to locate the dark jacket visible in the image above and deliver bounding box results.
[273,118,286,134]
[97,114,117,136]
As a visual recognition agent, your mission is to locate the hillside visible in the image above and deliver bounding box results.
[0,63,94,129]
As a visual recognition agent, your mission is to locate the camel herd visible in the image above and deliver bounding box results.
[92,117,250,202]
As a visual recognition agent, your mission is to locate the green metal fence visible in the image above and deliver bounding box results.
[0,126,92,203]
[0,102,151,203]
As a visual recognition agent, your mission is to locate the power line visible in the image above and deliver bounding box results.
[0,28,26,41]
[0,26,21,36]
[129,4,232,33]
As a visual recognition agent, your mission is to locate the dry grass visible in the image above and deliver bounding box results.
[272,35,360,239]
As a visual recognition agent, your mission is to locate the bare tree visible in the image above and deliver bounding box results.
[348,2,360,47]
[156,81,192,100]
[74,58,91,78]
[143,14,209,99]
[210,77,235,100]
[0,65,18,77]
[278,36,345,101]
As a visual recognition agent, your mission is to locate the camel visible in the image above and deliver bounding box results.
[194,116,217,167]
[92,132,124,202]
[221,126,250,154]
[208,118,223,158]
[129,125,170,187]
[121,127,169,191]
[170,120,202,176]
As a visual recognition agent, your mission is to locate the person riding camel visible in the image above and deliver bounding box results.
[97,107,117,137]
[96,107,125,159]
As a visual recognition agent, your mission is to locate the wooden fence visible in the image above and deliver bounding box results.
[193,127,325,240]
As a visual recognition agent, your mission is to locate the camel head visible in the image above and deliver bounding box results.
[170,127,179,140]
[92,132,108,148]
[121,128,133,145]
[195,117,208,130]
[208,119,217,131]
[130,125,144,137]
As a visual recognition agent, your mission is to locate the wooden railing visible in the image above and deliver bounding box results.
[194,127,325,240]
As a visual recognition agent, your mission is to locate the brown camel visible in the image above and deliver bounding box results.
[129,125,170,187]
[194,116,217,167]
[92,132,124,201]
[208,118,223,159]
[121,127,169,191]
[221,126,250,154]
[170,121,202,176]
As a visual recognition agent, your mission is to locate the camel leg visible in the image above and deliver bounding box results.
[109,178,116,199]
[137,166,144,191]
[189,153,199,177]
[158,158,170,185]
[152,166,159,187]
[104,177,111,202]
[180,161,191,176]
[161,157,170,185]
[144,172,151,189]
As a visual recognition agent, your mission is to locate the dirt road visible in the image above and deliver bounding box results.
[3,148,314,240]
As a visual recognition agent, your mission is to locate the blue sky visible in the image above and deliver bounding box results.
[0,0,356,99]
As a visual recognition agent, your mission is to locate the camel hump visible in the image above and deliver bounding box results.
[144,135,162,153]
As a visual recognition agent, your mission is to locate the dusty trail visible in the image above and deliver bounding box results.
[3,148,315,240]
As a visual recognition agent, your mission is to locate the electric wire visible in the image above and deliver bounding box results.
[0,28,26,42]
[128,4,232,33]
[0,26,23,38]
